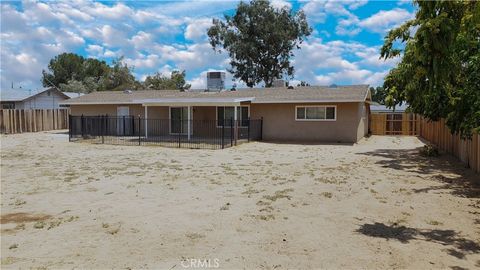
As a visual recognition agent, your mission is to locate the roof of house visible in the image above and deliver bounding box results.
[61,85,371,105]
[0,87,71,102]
[62,92,84,99]
[370,103,409,113]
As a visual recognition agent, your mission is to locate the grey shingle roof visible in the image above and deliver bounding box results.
[1,87,70,101]
[0,88,37,101]
[61,85,370,105]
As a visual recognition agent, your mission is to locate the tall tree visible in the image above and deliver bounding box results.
[42,53,85,87]
[103,57,138,91]
[144,70,191,90]
[381,1,480,137]
[42,53,139,92]
[207,0,311,87]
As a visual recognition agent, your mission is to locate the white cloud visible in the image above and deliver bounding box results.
[346,0,368,9]
[271,0,292,10]
[130,31,154,50]
[301,1,327,23]
[86,44,104,57]
[359,8,413,33]
[85,2,134,20]
[184,18,213,41]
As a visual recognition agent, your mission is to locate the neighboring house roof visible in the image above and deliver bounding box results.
[62,92,84,99]
[0,88,35,102]
[61,85,371,105]
[0,87,70,102]
[370,103,409,113]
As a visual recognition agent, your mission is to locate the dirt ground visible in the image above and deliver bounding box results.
[1,131,479,269]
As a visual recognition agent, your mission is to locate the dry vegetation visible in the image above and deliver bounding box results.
[1,131,479,269]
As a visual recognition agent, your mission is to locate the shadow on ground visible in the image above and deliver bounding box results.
[356,222,480,260]
[357,147,480,199]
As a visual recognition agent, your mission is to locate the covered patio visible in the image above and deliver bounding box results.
[69,96,263,149]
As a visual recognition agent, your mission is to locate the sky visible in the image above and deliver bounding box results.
[0,0,416,91]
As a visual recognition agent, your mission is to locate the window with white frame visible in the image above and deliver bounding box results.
[217,106,249,127]
[296,106,336,121]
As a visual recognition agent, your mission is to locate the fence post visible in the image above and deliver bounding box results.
[138,116,141,146]
[230,118,233,147]
[260,117,263,141]
[123,116,126,137]
[247,118,251,142]
[68,114,72,142]
[102,115,105,144]
[178,120,181,148]
[105,114,109,137]
[81,114,84,138]
[222,120,225,149]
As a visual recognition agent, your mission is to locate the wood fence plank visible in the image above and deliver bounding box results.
[0,109,70,134]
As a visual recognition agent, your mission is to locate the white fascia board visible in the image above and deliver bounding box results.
[59,101,139,105]
[138,97,255,107]
[252,99,364,104]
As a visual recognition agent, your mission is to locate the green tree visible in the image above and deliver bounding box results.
[381,0,480,137]
[369,86,387,104]
[144,70,191,90]
[103,57,138,91]
[42,53,124,93]
[42,53,85,87]
[207,0,311,87]
[59,79,88,93]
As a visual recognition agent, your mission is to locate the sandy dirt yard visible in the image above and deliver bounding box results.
[1,131,479,269]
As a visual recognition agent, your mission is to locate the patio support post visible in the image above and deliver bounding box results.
[187,106,191,141]
[144,106,148,139]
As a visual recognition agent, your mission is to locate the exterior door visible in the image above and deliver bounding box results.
[170,107,192,135]
[117,106,131,135]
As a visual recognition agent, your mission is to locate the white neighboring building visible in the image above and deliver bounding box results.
[0,87,83,109]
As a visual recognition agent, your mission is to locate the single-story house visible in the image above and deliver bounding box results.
[0,87,83,109]
[62,85,371,143]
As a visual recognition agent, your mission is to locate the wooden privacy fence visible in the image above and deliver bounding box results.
[0,109,70,134]
[418,117,480,173]
[370,112,419,135]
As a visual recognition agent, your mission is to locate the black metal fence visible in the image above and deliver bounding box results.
[69,115,263,149]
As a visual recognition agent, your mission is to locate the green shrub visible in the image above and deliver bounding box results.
[420,144,439,157]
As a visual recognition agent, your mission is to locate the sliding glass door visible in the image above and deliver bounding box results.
[170,107,191,135]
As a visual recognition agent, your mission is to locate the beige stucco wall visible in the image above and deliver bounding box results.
[250,102,366,143]
[70,102,368,143]
[70,104,146,117]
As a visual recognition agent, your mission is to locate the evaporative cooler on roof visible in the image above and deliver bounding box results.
[207,71,225,91]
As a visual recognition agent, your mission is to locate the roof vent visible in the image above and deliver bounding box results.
[329,84,338,88]
[124,90,133,94]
